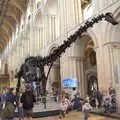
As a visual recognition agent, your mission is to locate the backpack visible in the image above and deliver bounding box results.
[22,92,34,109]
[0,102,15,118]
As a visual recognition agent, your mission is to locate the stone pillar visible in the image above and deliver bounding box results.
[35,28,40,54]
[33,27,39,55]
[43,15,48,48]
[43,15,56,46]
[29,0,35,56]
[58,0,66,36]
[73,0,82,25]
[51,16,56,41]
[108,44,120,112]
[96,46,113,92]
[29,23,35,56]
[46,61,61,93]
[16,43,19,69]
[75,57,85,97]
[58,0,82,37]
[39,28,43,49]
[27,31,30,56]
[60,54,85,97]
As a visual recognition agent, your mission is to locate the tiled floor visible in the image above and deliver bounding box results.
[32,112,117,120]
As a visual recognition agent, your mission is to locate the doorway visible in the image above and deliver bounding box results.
[87,75,98,96]
[84,39,98,96]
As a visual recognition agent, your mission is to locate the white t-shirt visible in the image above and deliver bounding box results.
[82,103,92,112]
[71,90,77,100]
[60,102,67,111]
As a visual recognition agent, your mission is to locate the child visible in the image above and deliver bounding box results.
[82,99,92,120]
[59,96,68,119]
[64,95,71,113]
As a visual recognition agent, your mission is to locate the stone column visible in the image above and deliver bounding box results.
[58,0,68,37]
[43,15,56,46]
[36,28,40,54]
[73,0,82,25]
[27,31,30,56]
[29,0,35,56]
[43,15,48,48]
[29,23,36,56]
[108,44,120,111]
[16,43,19,69]
[51,16,56,41]
[60,55,85,97]
[58,0,82,37]
[39,28,43,49]
[75,57,85,97]
[33,27,39,55]
[95,46,113,92]
[46,60,61,93]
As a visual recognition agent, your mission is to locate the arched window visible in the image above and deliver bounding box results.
[22,25,24,29]
[28,15,31,20]
[37,1,41,9]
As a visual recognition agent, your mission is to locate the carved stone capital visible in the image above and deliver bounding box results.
[104,41,120,49]
[68,56,84,61]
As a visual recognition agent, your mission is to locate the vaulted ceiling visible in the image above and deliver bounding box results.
[0,0,29,53]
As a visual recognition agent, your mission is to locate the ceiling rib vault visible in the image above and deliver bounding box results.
[0,0,29,53]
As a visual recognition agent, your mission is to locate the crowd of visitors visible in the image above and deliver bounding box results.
[58,87,117,120]
[0,85,117,120]
[0,86,36,120]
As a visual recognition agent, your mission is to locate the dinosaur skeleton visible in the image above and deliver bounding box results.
[15,12,118,101]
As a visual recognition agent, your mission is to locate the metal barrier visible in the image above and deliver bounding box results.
[34,95,60,110]
[35,95,60,103]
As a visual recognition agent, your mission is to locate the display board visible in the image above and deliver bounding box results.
[63,78,78,87]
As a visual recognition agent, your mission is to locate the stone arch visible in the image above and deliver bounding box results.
[83,29,98,47]
[82,30,98,48]
[77,33,98,96]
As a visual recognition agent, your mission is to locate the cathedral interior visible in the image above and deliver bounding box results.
[0,0,120,112]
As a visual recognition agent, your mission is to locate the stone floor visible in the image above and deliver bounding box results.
[32,112,118,120]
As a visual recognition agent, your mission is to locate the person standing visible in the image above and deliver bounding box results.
[82,99,92,120]
[0,88,9,110]
[20,86,36,120]
[103,92,111,113]
[0,88,17,120]
[59,95,67,119]
[96,91,103,108]
[71,87,78,101]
